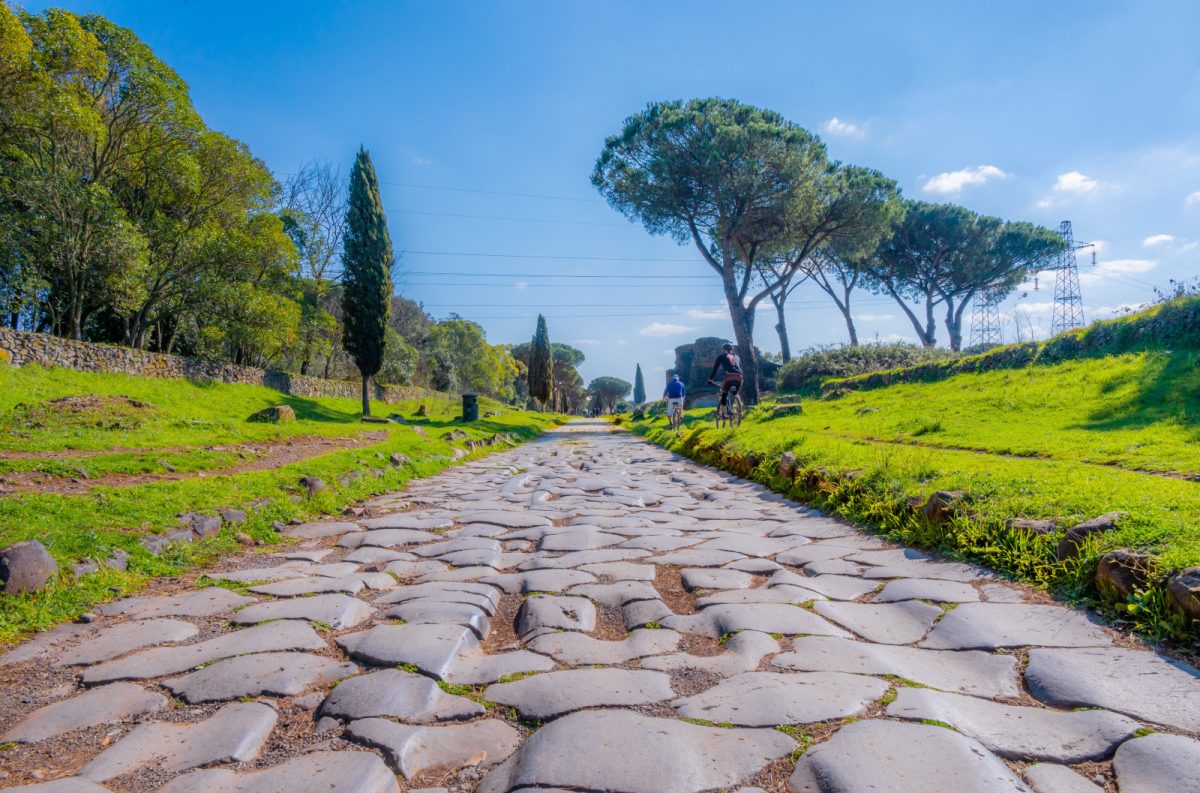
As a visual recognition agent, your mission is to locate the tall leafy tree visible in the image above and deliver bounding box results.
[593,98,827,403]
[528,313,553,408]
[341,147,393,416]
[633,363,646,404]
[780,165,904,350]
[589,376,632,414]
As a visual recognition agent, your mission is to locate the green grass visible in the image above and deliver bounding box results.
[629,348,1200,646]
[0,362,561,645]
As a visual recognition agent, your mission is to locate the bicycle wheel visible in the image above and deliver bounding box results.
[731,398,743,428]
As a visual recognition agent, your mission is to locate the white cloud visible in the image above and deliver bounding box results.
[877,333,913,343]
[574,338,600,346]
[652,366,665,372]
[1183,241,1199,252]
[639,322,697,337]
[1143,234,1175,247]
[412,156,433,166]
[1013,301,1057,316]
[1053,171,1099,193]
[852,313,895,322]
[514,281,528,289]
[822,117,866,139]
[1079,258,1157,286]
[615,339,627,346]
[685,306,726,320]
[1186,191,1200,206]
[922,165,1008,195]
[662,349,675,356]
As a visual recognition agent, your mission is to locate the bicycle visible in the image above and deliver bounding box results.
[709,380,743,429]
[667,399,684,431]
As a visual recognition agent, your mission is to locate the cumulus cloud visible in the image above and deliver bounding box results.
[852,313,895,322]
[1053,171,1099,193]
[640,322,697,337]
[822,117,866,139]
[574,338,600,346]
[615,339,627,346]
[1186,191,1200,206]
[685,306,726,320]
[1143,234,1175,247]
[922,165,1008,195]
[1079,258,1157,286]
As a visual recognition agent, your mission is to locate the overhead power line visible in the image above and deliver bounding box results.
[402,249,702,263]
[377,180,604,204]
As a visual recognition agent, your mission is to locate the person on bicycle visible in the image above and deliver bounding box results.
[663,373,686,420]
[707,342,743,411]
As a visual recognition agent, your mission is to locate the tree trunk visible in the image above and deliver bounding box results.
[361,373,371,416]
[728,301,760,404]
[772,295,791,362]
[840,305,859,346]
[300,358,310,376]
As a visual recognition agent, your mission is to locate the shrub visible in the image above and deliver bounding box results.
[777,343,958,394]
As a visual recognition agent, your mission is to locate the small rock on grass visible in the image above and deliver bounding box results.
[0,540,57,594]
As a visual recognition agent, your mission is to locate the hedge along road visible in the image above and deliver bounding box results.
[1,419,1197,793]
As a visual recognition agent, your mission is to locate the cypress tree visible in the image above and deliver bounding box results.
[633,363,646,404]
[529,314,553,408]
[341,147,393,416]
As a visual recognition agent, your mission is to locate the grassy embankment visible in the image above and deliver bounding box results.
[0,363,561,644]
[630,299,1200,647]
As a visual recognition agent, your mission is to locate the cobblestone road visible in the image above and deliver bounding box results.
[2,420,1198,793]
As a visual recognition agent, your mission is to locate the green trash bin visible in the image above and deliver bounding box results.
[462,393,479,422]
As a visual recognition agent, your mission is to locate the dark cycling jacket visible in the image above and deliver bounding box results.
[709,352,742,380]
[664,380,686,398]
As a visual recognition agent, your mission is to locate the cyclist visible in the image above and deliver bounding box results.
[663,373,686,425]
[706,342,744,412]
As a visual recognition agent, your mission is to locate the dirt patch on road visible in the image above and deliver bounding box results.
[0,431,388,497]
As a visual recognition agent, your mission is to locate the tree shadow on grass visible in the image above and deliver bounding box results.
[1079,351,1200,437]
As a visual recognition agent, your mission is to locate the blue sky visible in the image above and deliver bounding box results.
[22,0,1200,386]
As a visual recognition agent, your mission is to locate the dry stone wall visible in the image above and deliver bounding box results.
[0,329,436,404]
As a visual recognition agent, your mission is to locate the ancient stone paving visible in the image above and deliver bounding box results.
[2,419,1199,793]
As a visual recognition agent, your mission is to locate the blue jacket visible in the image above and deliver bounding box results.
[664,380,686,399]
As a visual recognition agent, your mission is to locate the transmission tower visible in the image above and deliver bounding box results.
[1050,220,1086,335]
[969,285,1004,347]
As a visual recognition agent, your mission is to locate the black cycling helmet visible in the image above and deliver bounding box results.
[722,342,734,351]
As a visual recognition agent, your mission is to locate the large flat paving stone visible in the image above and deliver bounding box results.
[875,578,980,603]
[163,651,358,703]
[375,581,502,613]
[476,709,795,793]
[528,627,680,665]
[318,668,483,723]
[457,510,551,528]
[447,649,555,686]
[346,717,521,778]
[154,750,399,793]
[484,668,674,719]
[1023,764,1104,793]
[664,603,850,638]
[282,520,362,539]
[231,593,374,630]
[56,619,199,666]
[481,569,596,594]
[79,702,276,782]
[2,682,167,743]
[359,514,453,530]
[82,620,327,683]
[680,567,754,591]
[336,622,477,679]
[672,671,887,726]
[643,630,779,677]
[515,595,596,639]
[813,600,942,645]
[767,570,878,600]
[353,529,441,548]
[654,549,746,567]
[385,600,491,638]
[788,719,1032,793]
[920,603,1111,650]
[566,580,660,607]
[773,636,1019,698]
[887,687,1140,762]
[1112,733,1200,793]
[248,573,393,597]
[1025,646,1200,732]
[95,588,253,618]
